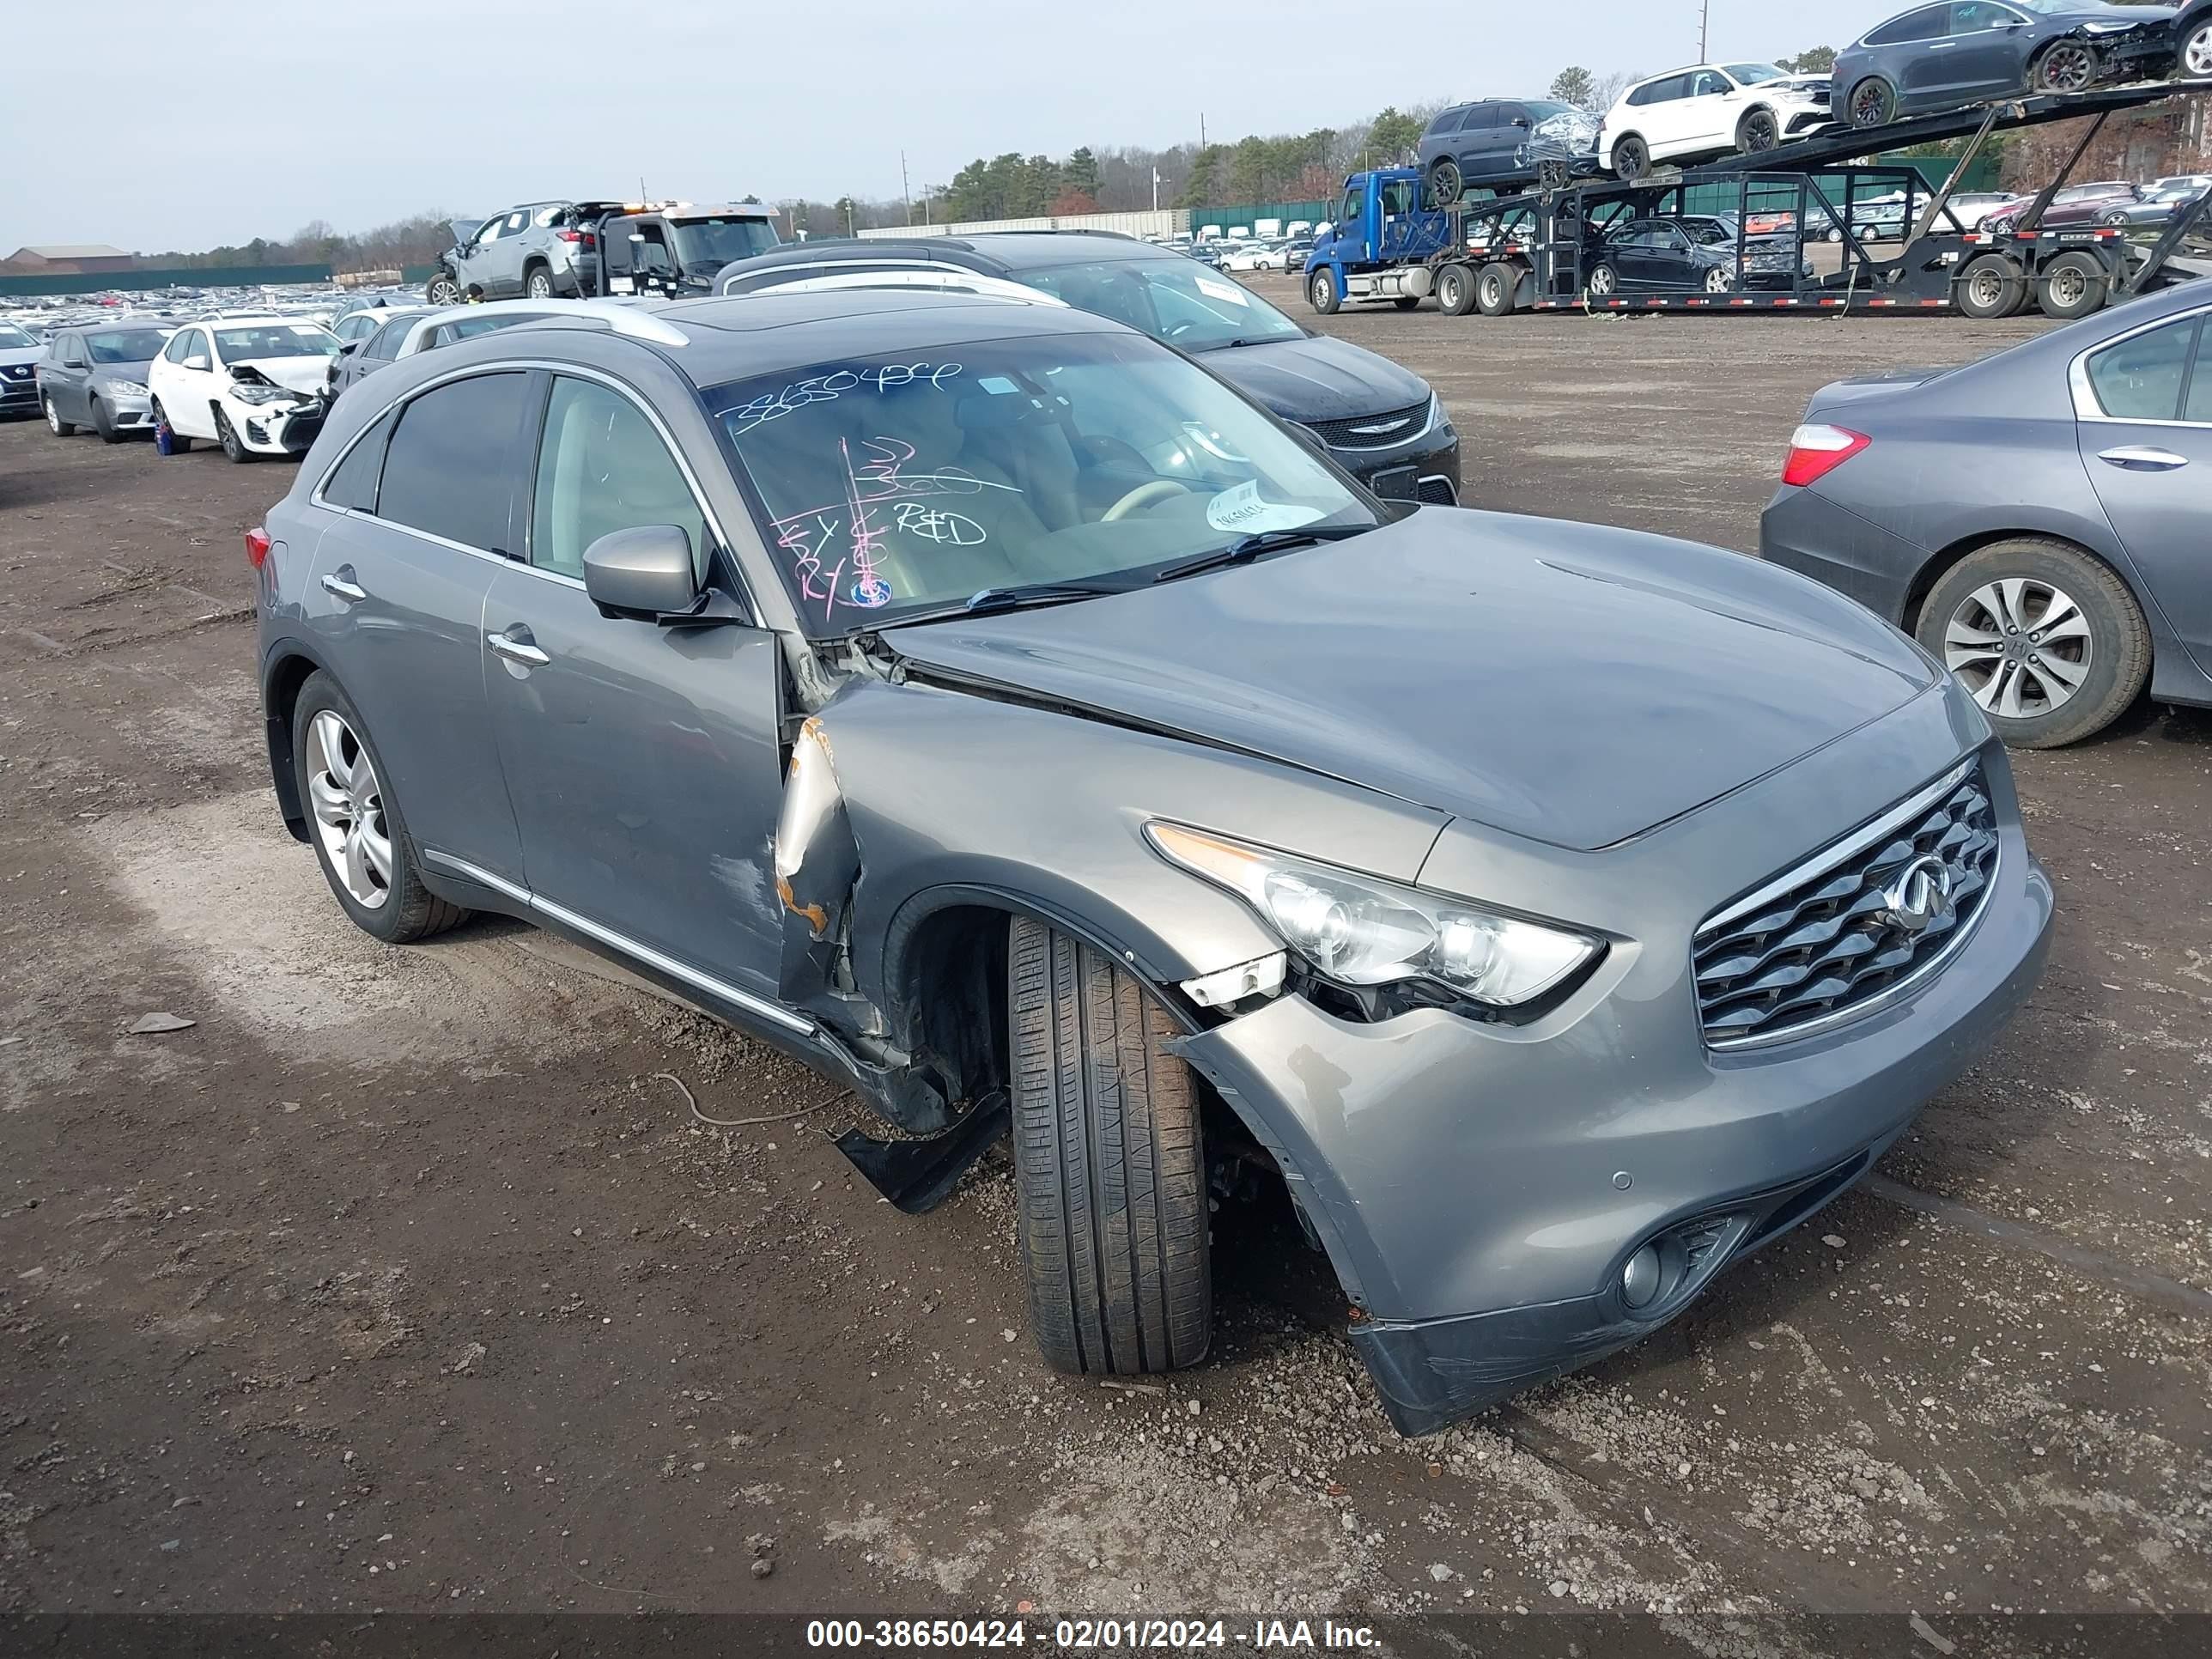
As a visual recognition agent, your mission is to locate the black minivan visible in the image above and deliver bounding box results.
[1417,100,1601,203]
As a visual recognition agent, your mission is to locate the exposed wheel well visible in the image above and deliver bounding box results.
[264,650,322,840]
[894,904,1014,1119]
[1905,530,2145,639]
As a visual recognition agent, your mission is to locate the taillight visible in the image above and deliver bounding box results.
[554,228,582,242]
[1781,424,1869,488]
[245,526,271,568]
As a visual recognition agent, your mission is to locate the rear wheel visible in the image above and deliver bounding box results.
[1916,539,2149,748]
[1009,916,1211,1378]
[1307,269,1341,314]
[524,264,554,300]
[43,395,73,437]
[1428,157,1463,208]
[2033,40,2098,94]
[1611,134,1649,181]
[291,672,471,942]
[1848,76,1896,130]
[1736,107,1780,155]
[2038,250,2107,319]
[2182,19,2212,77]
[1436,264,1477,316]
[1476,260,1519,315]
[149,399,191,453]
[1954,252,2027,319]
[1587,260,1620,301]
[1393,295,1421,311]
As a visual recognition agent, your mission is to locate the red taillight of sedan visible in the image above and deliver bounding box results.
[245,526,271,568]
[1781,424,1870,488]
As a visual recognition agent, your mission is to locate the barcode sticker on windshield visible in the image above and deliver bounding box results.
[1206,480,1324,535]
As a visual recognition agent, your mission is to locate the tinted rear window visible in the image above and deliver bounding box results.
[376,372,530,551]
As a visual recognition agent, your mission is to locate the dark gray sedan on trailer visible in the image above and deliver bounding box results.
[250,289,2051,1434]
[1763,281,2212,748]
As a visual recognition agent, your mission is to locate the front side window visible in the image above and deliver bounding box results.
[377,372,530,551]
[1339,187,1366,225]
[710,332,1378,635]
[1949,2,2021,32]
[2085,318,2199,421]
[367,317,414,360]
[161,329,198,364]
[531,376,709,580]
[1687,70,1727,97]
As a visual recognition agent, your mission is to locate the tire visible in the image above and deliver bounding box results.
[2037,250,2107,319]
[291,672,471,942]
[1429,157,1463,208]
[1008,916,1210,1377]
[213,406,253,464]
[1308,269,1341,314]
[1611,134,1649,182]
[149,399,191,453]
[92,397,125,443]
[1915,539,2150,748]
[1476,260,1519,316]
[1587,260,1620,300]
[1536,158,1570,193]
[2033,40,2098,94]
[1704,264,1735,295]
[1736,107,1780,155]
[1826,225,1845,243]
[43,395,74,437]
[1437,264,1477,316]
[425,270,462,306]
[1848,76,1896,130]
[1954,252,2027,319]
[524,264,554,300]
[2182,19,2212,78]
[1393,295,1422,311]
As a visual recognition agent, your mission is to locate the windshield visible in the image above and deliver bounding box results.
[1521,100,1577,120]
[710,331,1376,635]
[213,324,339,361]
[672,217,780,270]
[0,323,35,349]
[1723,63,1785,83]
[1022,258,1305,352]
[86,328,168,363]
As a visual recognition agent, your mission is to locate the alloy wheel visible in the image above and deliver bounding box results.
[306,709,393,908]
[1589,265,1615,297]
[2039,43,2094,93]
[1943,578,2093,720]
[428,276,461,306]
[2188,24,2212,77]
[527,270,552,299]
[44,398,62,434]
[1705,266,1734,294]
[1741,111,1778,152]
[1851,82,1890,127]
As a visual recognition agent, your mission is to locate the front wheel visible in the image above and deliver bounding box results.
[1848,76,1896,130]
[1009,916,1211,1378]
[1916,539,2149,748]
[1736,108,1780,155]
[43,395,74,437]
[2038,250,2107,319]
[92,398,125,442]
[1428,158,1463,208]
[2033,40,2098,94]
[2181,19,2212,78]
[1610,134,1648,182]
[1704,264,1735,295]
[214,406,253,464]
[1586,261,1620,300]
[1308,270,1341,314]
[425,270,462,306]
[291,672,471,942]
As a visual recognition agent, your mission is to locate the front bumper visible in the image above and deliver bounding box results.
[1323,406,1462,507]
[225,392,327,456]
[1176,714,2052,1436]
[0,373,39,413]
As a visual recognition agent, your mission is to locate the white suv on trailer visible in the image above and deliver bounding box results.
[1599,63,1834,180]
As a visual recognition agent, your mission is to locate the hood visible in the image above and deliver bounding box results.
[887,511,1935,852]
[232,357,332,398]
[1193,333,1433,423]
[90,359,158,383]
[0,345,41,368]
[447,217,486,254]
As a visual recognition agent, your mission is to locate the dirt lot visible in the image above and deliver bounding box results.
[4,297,2210,1648]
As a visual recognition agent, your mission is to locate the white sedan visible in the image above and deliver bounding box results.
[1218,242,1289,273]
[147,315,340,462]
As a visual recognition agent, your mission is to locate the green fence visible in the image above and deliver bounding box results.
[0,262,333,296]
[1191,200,1333,230]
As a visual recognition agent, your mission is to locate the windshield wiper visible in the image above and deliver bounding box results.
[1152,524,1372,585]
[868,580,1132,631]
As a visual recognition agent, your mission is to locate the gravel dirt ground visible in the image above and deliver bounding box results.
[3,295,2210,1651]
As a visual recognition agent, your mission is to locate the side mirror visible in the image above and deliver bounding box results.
[338,340,362,356]
[1512,116,1531,128]
[583,524,700,619]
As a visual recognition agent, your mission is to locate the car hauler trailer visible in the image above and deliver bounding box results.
[1304,82,2212,322]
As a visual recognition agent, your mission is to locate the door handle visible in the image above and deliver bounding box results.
[2098,445,2189,471]
[319,572,367,602]
[487,629,550,667]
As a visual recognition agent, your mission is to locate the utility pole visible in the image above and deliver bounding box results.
[901,151,913,225]
[1152,166,1161,211]
[1698,0,1709,60]
[1200,112,1207,149]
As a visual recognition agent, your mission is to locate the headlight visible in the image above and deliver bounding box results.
[228,382,292,405]
[2081,18,2134,31]
[105,380,149,398]
[1146,822,1601,1008]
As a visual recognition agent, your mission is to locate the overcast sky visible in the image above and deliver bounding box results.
[15,0,1888,250]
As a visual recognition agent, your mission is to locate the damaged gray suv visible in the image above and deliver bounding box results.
[252,289,2052,1434]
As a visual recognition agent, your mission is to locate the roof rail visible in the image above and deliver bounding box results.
[721,269,1068,306]
[463,296,690,345]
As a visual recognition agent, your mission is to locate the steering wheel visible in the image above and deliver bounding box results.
[1101,480,1188,523]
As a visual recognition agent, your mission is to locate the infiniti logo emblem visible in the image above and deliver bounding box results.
[1880,855,1954,935]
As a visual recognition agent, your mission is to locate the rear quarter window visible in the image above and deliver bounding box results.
[2085,318,2198,421]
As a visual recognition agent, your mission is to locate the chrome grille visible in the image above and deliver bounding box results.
[1304,398,1432,451]
[1695,762,1997,1049]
